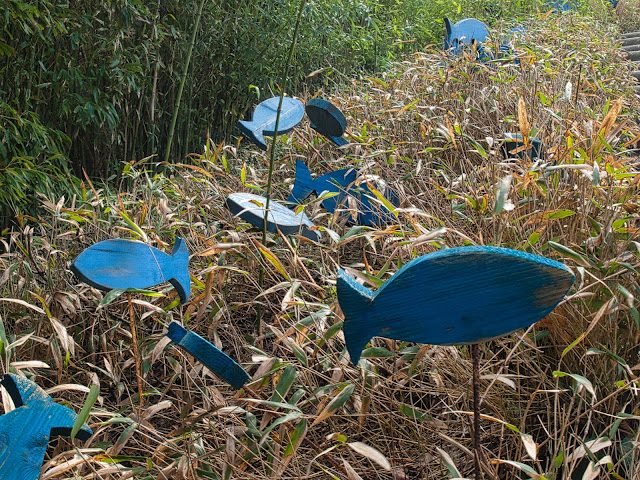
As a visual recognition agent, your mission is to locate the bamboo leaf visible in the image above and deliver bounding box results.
[71,383,99,439]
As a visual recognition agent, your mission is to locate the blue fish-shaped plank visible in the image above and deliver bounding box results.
[306,98,349,146]
[287,159,398,227]
[237,96,305,150]
[167,322,250,390]
[337,246,575,364]
[71,237,190,303]
[444,18,490,55]
[0,374,92,480]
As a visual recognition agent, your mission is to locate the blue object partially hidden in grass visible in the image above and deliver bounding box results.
[71,238,191,303]
[444,17,490,55]
[237,96,305,150]
[337,246,575,364]
[0,374,92,480]
[500,133,547,161]
[288,159,398,227]
[545,0,575,11]
[167,322,250,390]
[226,192,321,241]
[306,98,349,146]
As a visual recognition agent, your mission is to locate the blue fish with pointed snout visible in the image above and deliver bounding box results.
[337,246,575,364]
[287,159,398,226]
[71,237,190,303]
[0,374,92,480]
[237,96,305,150]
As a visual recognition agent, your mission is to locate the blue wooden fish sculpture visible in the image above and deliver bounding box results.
[444,17,490,56]
[306,98,349,146]
[337,246,575,364]
[167,322,250,390]
[0,374,92,480]
[237,96,305,150]
[226,192,321,241]
[287,159,398,227]
[500,133,546,161]
[71,237,190,303]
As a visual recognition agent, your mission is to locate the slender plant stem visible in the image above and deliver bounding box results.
[256,0,307,328]
[163,0,207,164]
[128,293,144,417]
[472,343,482,480]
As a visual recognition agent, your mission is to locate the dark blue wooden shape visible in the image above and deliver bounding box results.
[444,17,490,55]
[0,374,92,480]
[225,192,321,241]
[545,0,575,11]
[500,133,546,161]
[71,237,191,303]
[167,322,250,390]
[306,98,349,146]
[287,159,398,227]
[237,97,305,150]
[337,246,575,364]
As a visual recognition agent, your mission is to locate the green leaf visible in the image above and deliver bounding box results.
[543,210,575,219]
[283,418,307,456]
[553,371,596,399]
[71,383,99,439]
[548,241,590,267]
[271,366,296,403]
[361,346,394,358]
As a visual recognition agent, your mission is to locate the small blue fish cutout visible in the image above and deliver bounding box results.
[237,96,305,150]
[337,246,574,364]
[500,133,546,161]
[306,98,349,146]
[444,18,490,55]
[71,237,190,303]
[167,322,250,390]
[288,159,398,227]
[0,374,92,480]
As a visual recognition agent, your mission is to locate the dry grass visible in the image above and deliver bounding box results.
[1,6,639,480]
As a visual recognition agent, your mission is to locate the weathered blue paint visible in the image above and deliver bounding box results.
[226,192,321,241]
[337,246,575,364]
[545,0,575,11]
[444,17,490,55]
[0,374,92,480]
[167,322,250,390]
[287,159,398,226]
[237,97,305,150]
[71,237,191,303]
[500,133,546,161]
[306,98,349,146]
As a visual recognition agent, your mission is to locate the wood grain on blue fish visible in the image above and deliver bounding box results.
[287,159,398,226]
[0,374,92,480]
[237,97,304,150]
[71,237,190,303]
[337,246,575,364]
[444,18,490,55]
[306,98,349,146]
[225,192,321,241]
[167,322,250,390]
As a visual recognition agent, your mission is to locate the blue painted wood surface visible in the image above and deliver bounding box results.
[500,133,546,161]
[225,192,321,241]
[287,159,398,227]
[545,0,575,11]
[71,237,191,303]
[0,374,92,480]
[306,98,349,146]
[237,97,305,150]
[337,246,575,364]
[444,18,490,55]
[167,322,249,389]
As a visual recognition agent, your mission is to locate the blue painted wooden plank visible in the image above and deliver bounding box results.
[0,374,92,480]
[306,98,349,146]
[237,97,305,150]
[444,18,490,55]
[167,322,250,390]
[225,192,321,241]
[287,159,398,226]
[71,237,191,303]
[500,133,546,161]
[337,246,575,364]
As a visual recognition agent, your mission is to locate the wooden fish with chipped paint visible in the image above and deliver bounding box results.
[337,246,574,364]
[71,237,190,303]
[0,374,92,480]
[237,96,304,150]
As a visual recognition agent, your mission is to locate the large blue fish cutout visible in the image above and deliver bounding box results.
[337,246,575,364]
[444,18,490,55]
[287,159,398,227]
[167,322,250,390]
[0,374,92,480]
[237,96,305,150]
[71,237,190,303]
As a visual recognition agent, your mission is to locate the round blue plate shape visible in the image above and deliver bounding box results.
[306,98,347,138]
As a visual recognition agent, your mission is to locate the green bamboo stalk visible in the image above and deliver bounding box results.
[163,0,207,164]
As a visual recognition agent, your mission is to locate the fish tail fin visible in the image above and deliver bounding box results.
[336,269,376,365]
[287,159,314,205]
[444,17,453,51]
[169,237,191,304]
[237,120,267,150]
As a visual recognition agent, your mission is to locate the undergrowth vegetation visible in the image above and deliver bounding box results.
[1,6,640,480]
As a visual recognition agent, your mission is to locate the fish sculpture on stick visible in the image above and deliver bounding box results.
[337,246,574,364]
[237,96,305,150]
[0,374,92,480]
[71,237,191,303]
